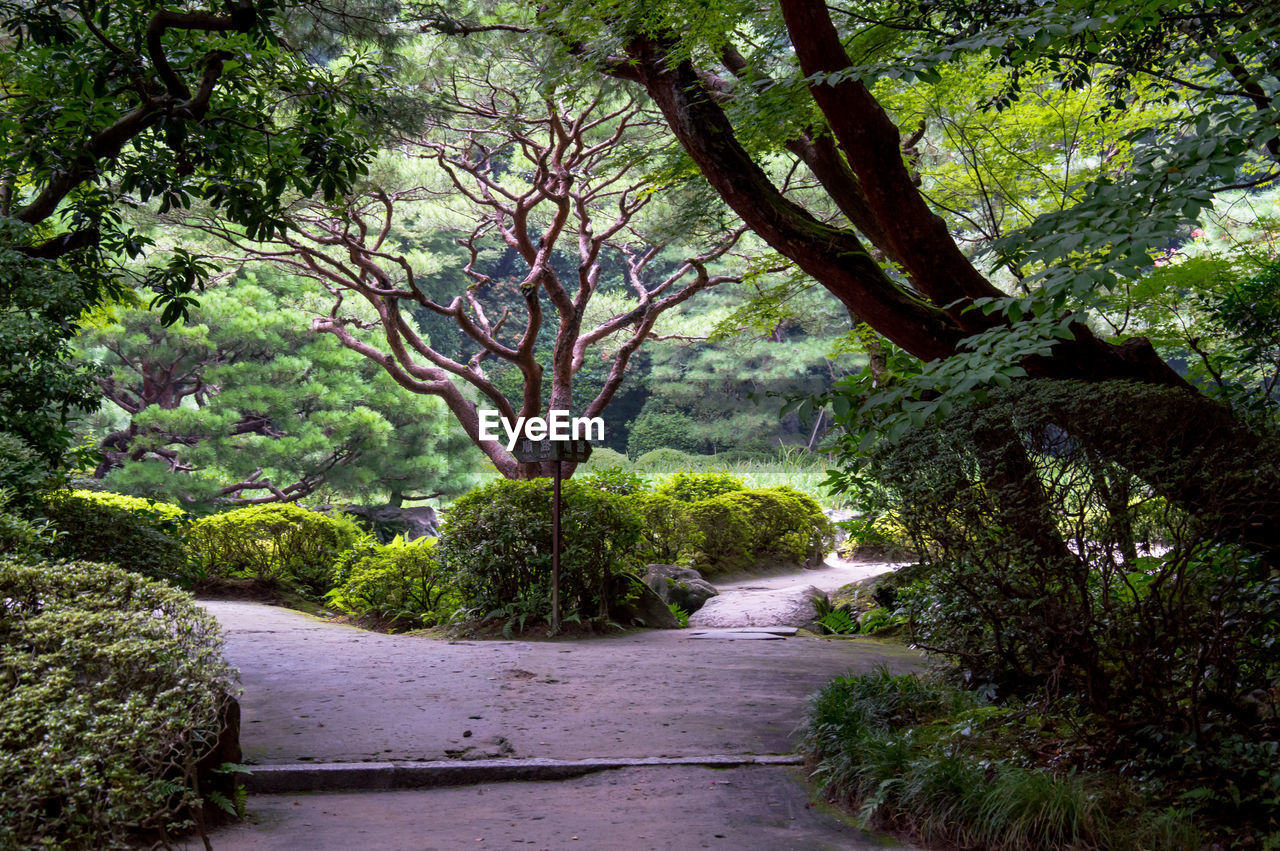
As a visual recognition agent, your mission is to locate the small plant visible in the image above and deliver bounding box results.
[668,602,690,627]
[817,608,858,635]
[326,536,457,629]
[811,590,858,635]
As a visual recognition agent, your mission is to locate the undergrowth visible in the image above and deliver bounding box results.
[802,668,1213,850]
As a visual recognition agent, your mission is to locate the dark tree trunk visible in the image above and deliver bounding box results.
[599,8,1280,565]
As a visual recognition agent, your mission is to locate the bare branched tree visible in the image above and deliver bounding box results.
[198,75,747,477]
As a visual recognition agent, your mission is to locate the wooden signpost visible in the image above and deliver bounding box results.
[511,438,593,632]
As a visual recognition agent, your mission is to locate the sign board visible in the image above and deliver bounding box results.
[512,438,593,464]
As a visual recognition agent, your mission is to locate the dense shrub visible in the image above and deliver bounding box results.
[0,432,50,506]
[186,503,362,596]
[627,492,695,564]
[579,465,649,495]
[836,514,916,561]
[40,489,191,584]
[839,380,1280,840]
[0,559,238,849]
[626,408,707,459]
[326,536,457,629]
[654,468,744,502]
[632,447,694,470]
[581,446,628,469]
[802,668,1201,850]
[680,486,832,576]
[438,478,643,629]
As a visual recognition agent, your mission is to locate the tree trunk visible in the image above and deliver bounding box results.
[604,21,1280,564]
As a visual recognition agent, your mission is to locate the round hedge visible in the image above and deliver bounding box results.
[0,559,238,848]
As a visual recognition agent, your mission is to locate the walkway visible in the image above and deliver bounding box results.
[192,591,919,850]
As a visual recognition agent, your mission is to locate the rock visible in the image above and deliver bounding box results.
[343,505,439,542]
[611,581,681,629]
[643,564,719,614]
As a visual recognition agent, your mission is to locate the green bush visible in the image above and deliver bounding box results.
[579,465,649,495]
[0,559,238,849]
[438,478,643,630]
[681,486,832,576]
[186,503,362,596]
[836,514,916,560]
[627,492,695,564]
[0,488,58,559]
[581,446,628,469]
[40,489,191,584]
[654,468,745,502]
[0,432,51,507]
[626,408,707,459]
[326,536,457,629]
[632,447,695,470]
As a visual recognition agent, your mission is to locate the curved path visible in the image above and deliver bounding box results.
[690,557,900,629]
[193,591,920,850]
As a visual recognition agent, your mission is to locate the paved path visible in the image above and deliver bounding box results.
[690,558,900,629]
[195,600,921,849]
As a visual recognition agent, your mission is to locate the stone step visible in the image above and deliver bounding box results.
[238,754,804,794]
[686,626,799,639]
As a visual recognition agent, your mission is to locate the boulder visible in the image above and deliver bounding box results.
[611,580,681,629]
[643,564,719,614]
[343,504,439,542]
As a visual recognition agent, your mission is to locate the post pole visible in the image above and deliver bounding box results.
[552,458,562,633]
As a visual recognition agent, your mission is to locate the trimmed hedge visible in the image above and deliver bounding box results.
[186,503,362,596]
[41,489,191,584]
[0,559,238,849]
[679,486,832,576]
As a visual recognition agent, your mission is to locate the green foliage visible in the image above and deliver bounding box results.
[654,469,745,502]
[633,447,695,470]
[626,407,708,458]
[627,492,694,564]
[835,380,1280,839]
[0,225,107,471]
[40,489,190,584]
[0,559,237,849]
[579,465,649,495]
[677,486,832,576]
[802,669,1203,851]
[0,489,59,560]
[81,270,482,508]
[0,432,53,507]
[326,536,457,629]
[836,514,916,561]
[667,602,690,628]
[438,478,643,629]
[186,503,362,596]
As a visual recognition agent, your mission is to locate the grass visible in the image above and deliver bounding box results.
[801,667,1204,851]
[580,445,852,509]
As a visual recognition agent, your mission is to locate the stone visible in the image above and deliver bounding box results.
[611,581,681,629]
[343,505,439,542]
[643,564,719,614]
